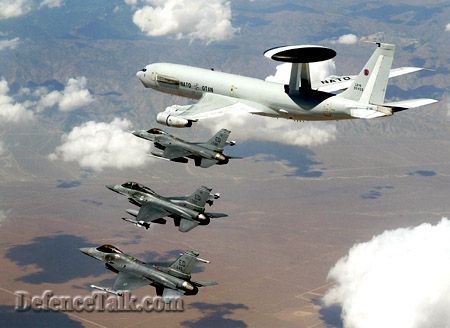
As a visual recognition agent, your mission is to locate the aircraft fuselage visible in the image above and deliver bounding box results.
[137,63,376,121]
[108,184,205,220]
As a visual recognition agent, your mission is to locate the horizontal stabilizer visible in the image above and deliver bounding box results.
[192,280,218,287]
[206,212,228,219]
[162,288,184,303]
[179,219,199,232]
[200,159,217,168]
[388,66,425,78]
[384,98,438,112]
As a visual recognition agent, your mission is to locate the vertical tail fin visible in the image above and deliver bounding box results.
[186,186,212,210]
[168,250,207,278]
[338,43,395,105]
[204,129,231,150]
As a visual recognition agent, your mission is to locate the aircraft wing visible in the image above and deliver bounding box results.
[137,203,169,222]
[163,145,191,160]
[314,67,425,93]
[112,272,150,291]
[158,93,273,123]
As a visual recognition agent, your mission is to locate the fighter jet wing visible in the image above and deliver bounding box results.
[137,203,169,223]
[161,288,184,303]
[163,145,191,160]
[112,272,150,291]
[179,219,200,233]
[159,93,273,122]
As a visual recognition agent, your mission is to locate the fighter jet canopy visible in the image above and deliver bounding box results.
[121,181,155,194]
[96,244,123,254]
[147,128,166,135]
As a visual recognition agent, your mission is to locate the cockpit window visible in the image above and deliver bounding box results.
[96,244,123,254]
[121,181,155,194]
[147,128,166,135]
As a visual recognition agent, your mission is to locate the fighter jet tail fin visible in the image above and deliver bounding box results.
[169,250,208,277]
[186,186,212,210]
[203,129,231,151]
[338,43,395,105]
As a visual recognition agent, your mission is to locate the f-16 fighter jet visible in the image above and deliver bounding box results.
[132,127,238,168]
[80,245,217,303]
[106,182,227,232]
[136,42,437,127]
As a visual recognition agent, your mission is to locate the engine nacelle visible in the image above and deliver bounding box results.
[156,112,192,128]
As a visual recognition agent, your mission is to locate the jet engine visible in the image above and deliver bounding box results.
[156,112,192,127]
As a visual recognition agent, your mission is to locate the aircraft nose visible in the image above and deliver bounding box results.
[105,184,117,192]
[79,247,92,255]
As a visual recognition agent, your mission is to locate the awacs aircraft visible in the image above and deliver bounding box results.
[136,43,437,127]
[132,127,238,168]
[106,182,227,232]
[80,245,216,303]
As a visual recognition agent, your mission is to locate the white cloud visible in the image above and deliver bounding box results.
[0,79,34,123]
[0,0,61,19]
[0,0,32,19]
[323,218,450,328]
[200,110,337,147]
[446,97,450,117]
[49,118,152,171]
[0,37,20,50]
[0,140,5,156]
[124,0,138,5]
[130,0,238,43]
[446,23,450,32]
[0,209,9,227]
[37,77,94,112]
[331,33,358,45]
[40,0,62,8]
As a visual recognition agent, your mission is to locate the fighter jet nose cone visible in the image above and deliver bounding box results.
[79,247,91,255]
[105,184,116,191]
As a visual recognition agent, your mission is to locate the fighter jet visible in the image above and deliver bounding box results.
[106,182,227,232]
[80,245,217,303]
[136,42,437,127]
[132,127,238,168]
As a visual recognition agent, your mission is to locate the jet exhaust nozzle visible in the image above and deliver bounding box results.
[197,213,207,221]
[214,153,226,161]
